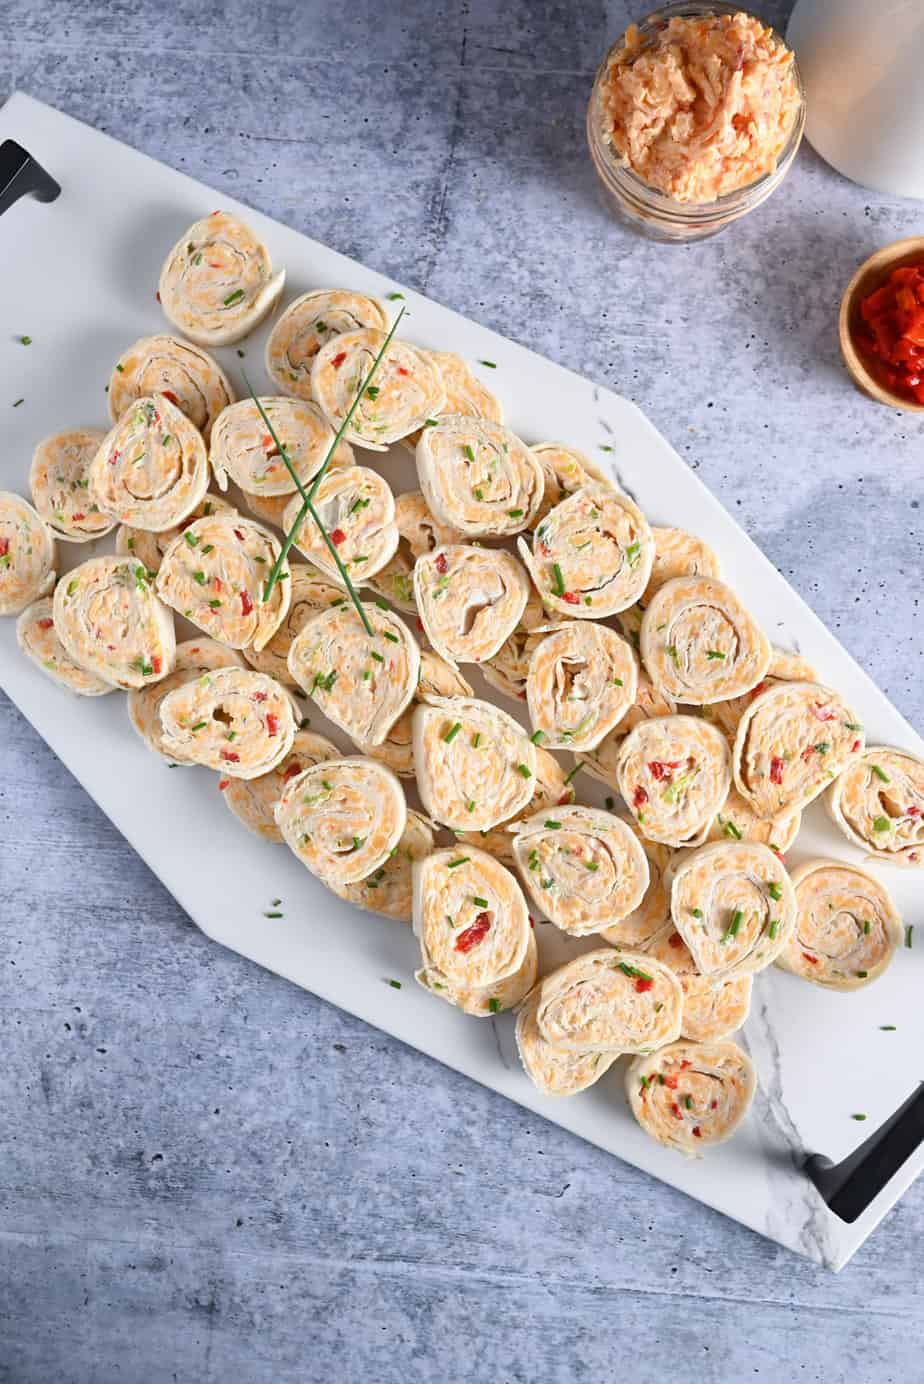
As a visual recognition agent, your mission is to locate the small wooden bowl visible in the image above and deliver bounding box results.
[839,236,924,414]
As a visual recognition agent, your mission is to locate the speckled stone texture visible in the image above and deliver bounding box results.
[1,3,922,1381]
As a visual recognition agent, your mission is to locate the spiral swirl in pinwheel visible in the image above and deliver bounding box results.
[0,492,56,616]
[777,858,903,989]
[456,744,573,865]
[29,430,114,543]
[402,350,504,451]
[640,576,771,706]
[733,681,865,819]
[89,396,209,532]
[265,289,388,399]
[705,648,818,743]
[707,784,801,854]
[158,211,285,347]
[512,805,650,938]
[643,526,722,601]
[288,601,419,746]
[519,485,653,618]
[210,397,347,496]
[275,756,406,885]
[368,489,463,612]
[670,840,796,981]
[414,544,530,666]
[535,948,683,1054]
[312,329,445,451]
[16,597,112,697]
[156,513,289,652]
[580,670,676,787]
[128,636,245,761]
[360,651,472,778]
[331,809,435,924]
[525,621,637,750]
[53,556,175,690]
[515,983,619,1097]
[418,930,538,1018]
[481,589,547,703]
[643,924,753,1043]
[116,494,238,576]
[413,847,532,994]
[416,414,543,536]
[223,728,340,840]
[626,1040,755,1156]
[242,563,346,684]
[413,695,537,831]
[108,335,234,443]
[826,747,924,868]
[616,715,732,848]
[599,829,673,950]
[530,442,613,522]
[159,667,295,778]
[283,465,398,584]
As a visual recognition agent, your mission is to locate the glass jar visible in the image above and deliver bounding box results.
[587,2,806,243]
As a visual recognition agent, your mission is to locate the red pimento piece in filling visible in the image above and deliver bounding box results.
[220,749,240,763]
[455,913,491,953]
[72,512,86,522]
[710,1099,718,1109]
[562,592,580,605]
[161,389,178,406]
[680,1060,691,1069]
[633,785,648,808]
[240,590,253,617]
[802,952,818,965]
[155,291,161,302]
[669,932,684,949]
[283,761,302,781]
[397,366,409,376]
[909,805,921,818]
[812,703,837,721]
[213,578,223,593]
[770,757,784,785]
[749,681,766,701]
[692,1126,702,1139]
[37,618,53,630]
[800,745,815,762]
[331,352,347,370]
[647,759,682,781]
[635,977,653,993]
[434,553,448,575]
[663,1074,679,1090]
[218,778,230,790]
[670,1102,682,1120]
[266,713,279,737]
[330,528,346,546]
[852,739,861,753]
[152,655,162,675]
[253,690,267,702]
[0,538,9,557]
[233,528,245,542]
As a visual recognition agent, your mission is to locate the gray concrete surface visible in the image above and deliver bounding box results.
[1,2,922,1380]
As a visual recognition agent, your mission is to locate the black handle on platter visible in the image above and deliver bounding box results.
[803,1082,924,1223]
[0,139,60,218]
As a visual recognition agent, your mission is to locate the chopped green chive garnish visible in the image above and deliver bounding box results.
[382,630,399,643]
[723,819,742,840]
[387,292,405,300]
[192,570,206,585]
[370,650,385,663]
[863,919,871,935]
[856,970,868,978]
[684,1095,693,1110]
[584,859,599,872]
[690,907,703,919]
[223,289,245,306]
[564,762,582,785]
[184,531,199,547]
[388,979,402,990]
[625,542,641,567]
[507,508,523,518]
[190,721,207,732]
[612,675,623,687]
[463,444,475,462]
[18,335,31,345]
[472,732,481,748]
[544,819,561,830]
[906,925,914,949]
[880,1025,897,1031]
[768,919,780,940]
[201,543,214,555]
[552,563,565,596]
[767,881,783,900]
[12,398,24,407]
[871,764,890,783]
[488,997,500,1013]
[618,962,652,981]
[447,857,469,869]
[362,670,371,681]
[264,911,284,919]
[851,1114,867,1122]
[721,909,743,944]
[444,721,462,743]
[516,763,532,779]
[706,649,725,660]
[873,815,891,832]
[472,895,489,908]
[466,799,477,813]
[208,598,222,609]
[479,360,496,368]
[530,730,545,745]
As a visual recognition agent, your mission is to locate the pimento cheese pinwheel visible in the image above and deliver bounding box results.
[368,489,463,613]
[643,526,722,601]
[778,858,903,989]
[515,984,619,1097]
[402,349,504,450]
[705,647,818,742]
[331,809,435,924]
[416,414,544,536]
[417,930,538,1018]
[115,494,237,576]
[525,621,637,750]
[599,829,673,950]
[158,211,285,347]
[512,805,650,938]
[626,1040,756,1156]
[29,430,114,543]
[733,681,865,819]
[275,757,407,885]
[530,441,612,522]
[242,563,346,684]
[535,948,683,1054]
[640,575,771,705]
[359,650,472,778]
[159,667,296,778]
[108,335,234,443]
[0,492,56,616]
[312,329,445,451]
[210,397,346,495]
[283,465,398,584]
[265,289,388,399]
[519,485,653,618]
[413,695,537,831]
[644,923,753,1043]
[481,588,547,703]
[156,513,290,652]
[53,555,175,690]
[16,597,112,697]
[708,784,801,854]
[287,601,419,746]
[616,714,732,847]
[413,846,532,993]
[580,670,676,787]
[238,488,290,530]
[457,743,574,864]
[128,637,245,761]
[223,728,340,840]
[670,840,796,980]
[414,544,530,666]
[826,747,924,868]
[88,396,209,532]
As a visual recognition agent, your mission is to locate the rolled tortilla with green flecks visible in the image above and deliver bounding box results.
[643,923,753,1043]
[210,397,348,496]
[368,489,463,613]
[413,695,537,831]
[626,1040,755,1156]
[515,982,619,1097]
[616,714,732,847]
[599,828,674,950]
[331,809,435,924]
[265,289,388,399]
[640,575,771,705]
[29,430,114,543]
[826,746,924,868]
[416,414,544,536]
[115,494,238,576]
[777,858,903,989]
[535,948,683,1054]
[530,441,613,524]
[16,596,112,696]
[159,666,296,778]
[223,728,340,840]
[481,588,547,703]
[53,555,174,690]
[413,846,532,992]
[242,563,347,685]
[707,783,801,854]
[705,647,818,743]
[414,544,530,666]
[89,396,209,532]
[456,743,574,865]
[580,669,676,788]
[128,636,245,761]
[312,329,445,451]
[275,756,407,885]
[359,650,472,778]
[417,928,538,1018]
[108,335,234,443]
[158,211,285,347]
[283,464,398,585]
[0,491,56,616]
[403,350,504,452]
[643,526,722,602]
[525,621,638,750]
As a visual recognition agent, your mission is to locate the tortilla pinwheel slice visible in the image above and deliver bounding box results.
[511,805,650,938]
[53,555,175,690]
[626,1040,756,1156]
[367,489,463,612]
[643,923,753,1043]
[159,666,295,778]
[643,526,722,602]
[417,928,538,1018]
[599,829,674,950]
[535,948,683,1055]
[733,681,865,819]
[276,756,406,884]
[89,396,209,532]
[456,743,574,865]
[640,576,771,706]
[416,414,544,536]
[359,651,472,778]
[778,858,903,989]
[580,670,677,787]
[265,289,389,400]
[707,784,801,854]
[414,544,530,666]
[16,597,112,696]
[519,485,653,618]
[241,563,346,684]
[158,211,285,347]
[331,809,435,924]
[287,601,419,746]
[705,647,818,742]
[481,589,547,703]
[515,983,619,1097]
[413,846,532,991]
[222,728,340,840]
[530,442,613,523]
[115,493,238,575]
[29,430,114,544]
[210,397,347,496]
[238,488,291,530]
[283,465,398,584]
[670,840,796,980]
[616,715,732,848]
[525,621,638,750]
[826,746,924,868]
[312,329,445,451]
[413,695,537,831]
[127,637,246,761]
[0,492,56,616]
[108,335,234,443]
[403,350,504,451]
